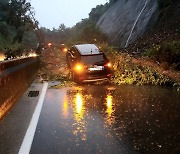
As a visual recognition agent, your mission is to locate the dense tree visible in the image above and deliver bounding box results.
[0,0,39,54]
[89,4,109,22]
[81,22,107,43]
[58,24,66,32]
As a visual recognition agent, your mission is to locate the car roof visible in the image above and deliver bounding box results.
[74,44,101,55]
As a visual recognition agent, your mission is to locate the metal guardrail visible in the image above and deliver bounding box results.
[0,57,39,120]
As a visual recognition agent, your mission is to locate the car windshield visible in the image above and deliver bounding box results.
[81,54,106,64]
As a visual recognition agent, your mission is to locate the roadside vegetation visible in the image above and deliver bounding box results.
[101,44,179,88]
[144,41,180,70]
[0,0,39,57]
[39,48,69,81]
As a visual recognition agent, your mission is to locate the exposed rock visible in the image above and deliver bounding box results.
[97,0,158,47]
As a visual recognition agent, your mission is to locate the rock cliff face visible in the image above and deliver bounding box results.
[97,0,159,47]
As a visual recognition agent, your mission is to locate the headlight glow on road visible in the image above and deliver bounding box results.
[73,92,85,122]
[63,96,69,118]
[105,94,115,125]
[106,95,113,116]
[75,93,83,114]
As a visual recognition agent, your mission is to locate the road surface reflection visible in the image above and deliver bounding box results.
[61,85,179,153]
[105,94,115,125]
[31,84,179,154]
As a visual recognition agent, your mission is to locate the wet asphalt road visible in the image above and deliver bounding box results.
[0,82,179,154]
[30,84,179,154]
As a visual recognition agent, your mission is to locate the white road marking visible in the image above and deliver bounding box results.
[18,82,48,154]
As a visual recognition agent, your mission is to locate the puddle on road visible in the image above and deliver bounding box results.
[59,84,179,153]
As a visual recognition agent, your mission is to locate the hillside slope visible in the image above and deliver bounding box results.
[97,0,179,48]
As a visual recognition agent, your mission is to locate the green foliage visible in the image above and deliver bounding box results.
[0,0,37,56]
[144,41,180,65]
[0,21,34,56]
[89,0,119,23]
[75,21,107,44]
[41,25,71,45]
[0,22,16,51]
[67,0,116,45]
[100,43,173,86]
[112,60,171,86]
[22,31,38,49]
[4,0,32,28]
[0,35,8,52]
[0,22,14,42]
[42,18,107,47]
[89,4,110,22]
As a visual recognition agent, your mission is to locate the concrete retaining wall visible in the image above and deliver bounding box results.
[0,57,39,119]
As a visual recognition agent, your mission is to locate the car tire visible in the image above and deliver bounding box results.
[68,69,83,84]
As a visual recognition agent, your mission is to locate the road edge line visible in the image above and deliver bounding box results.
[18,82,48,154]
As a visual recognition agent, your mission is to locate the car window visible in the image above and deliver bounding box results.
[81,54,106,64]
